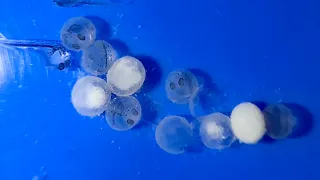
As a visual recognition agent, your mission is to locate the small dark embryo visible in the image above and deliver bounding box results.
[169,82,176,90]
[178,78,185,86]
[77,34,86,41]
[127,119,134,125]
[131,109,139,116]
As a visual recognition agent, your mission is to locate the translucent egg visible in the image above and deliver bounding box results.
[155,116,193,154]
[105,96,142,131]
[71,76,110,117]
[60,17,96,52]
[198,112,235,149]
[107,56,146,96]
[165,70,199,104]
[263,103,297,139]
[81,40,116,76]
[230,102,266,144]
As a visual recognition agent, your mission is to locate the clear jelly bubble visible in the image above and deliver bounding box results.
[198,112,235,149]
[81,40,116,76]
[263,103,297,139]
[107,56,146,96]
[71,76,110,117]
[105,96,142,131]
[155,116,193,154]
[60,17,96,52]
[165,69,199,104]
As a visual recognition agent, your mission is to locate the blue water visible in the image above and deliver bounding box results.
[0,0,319,179]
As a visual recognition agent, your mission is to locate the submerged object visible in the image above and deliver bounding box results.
[0,38,72,70]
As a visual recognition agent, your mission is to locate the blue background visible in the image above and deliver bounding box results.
[0,0,319,179]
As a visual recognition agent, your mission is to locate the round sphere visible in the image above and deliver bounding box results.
[107,56,146,96]
[199,112,235,149]
[60,17,96,52]
[71,76,110,117]
[105,96,142,131]
[155,116,193,154]
[263,103,296,139]
[81,40,116,76]
[165,69,199,104]
[230,102,266,144]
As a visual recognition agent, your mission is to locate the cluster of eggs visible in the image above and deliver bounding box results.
[159,69,298,154]
[60,17,145,131]
[61,17,297,155]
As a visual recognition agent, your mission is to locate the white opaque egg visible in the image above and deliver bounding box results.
[71,76,110,117]
[230,102,266,144]
[107,56,146,96]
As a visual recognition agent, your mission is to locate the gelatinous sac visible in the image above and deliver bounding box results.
[81,40,116,76]
[105,96,142,131]
[60,17,96,52]
[263,103,297,139]
[165,70,199,104]
[198,112,235,149]
[107,56,146,96]
[71,76,110,117]
[155,116,193,154]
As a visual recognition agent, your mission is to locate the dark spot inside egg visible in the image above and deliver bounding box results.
[131,109,139,116]
[68,24,82,33]
[169,82,175,90]
[178,78,185,87]
[72,44,80,50]
[127,119,134,125]
[58,63,65,70]
[77,34,86,41]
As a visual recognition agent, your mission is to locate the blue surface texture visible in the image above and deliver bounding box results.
[0,0,319,180]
